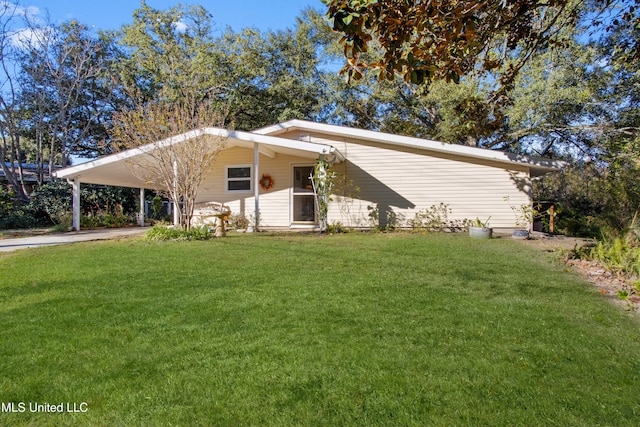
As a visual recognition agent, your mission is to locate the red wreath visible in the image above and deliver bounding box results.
[259,173,274,191]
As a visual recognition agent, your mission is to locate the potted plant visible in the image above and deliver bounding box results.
[469,217,492,239]
[512,203,535,239]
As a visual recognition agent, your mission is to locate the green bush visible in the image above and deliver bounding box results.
[0,184,17,215]
[590,227,640,280]
[326,221,349,234]
[407,203,471,232]
[0,206,39,229]
[2,181,141,230]
[145,225,212,241]
[29,180,72,221]
[52,213,73,232]
[0,185,42,229]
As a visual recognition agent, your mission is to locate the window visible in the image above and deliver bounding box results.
[226,165,252,193]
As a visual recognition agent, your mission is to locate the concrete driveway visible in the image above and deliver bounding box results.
[0,228,149,253]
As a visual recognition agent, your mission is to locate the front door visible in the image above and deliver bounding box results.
[292,165,316,224]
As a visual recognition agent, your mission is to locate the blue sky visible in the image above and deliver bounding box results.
[21,0,323,32]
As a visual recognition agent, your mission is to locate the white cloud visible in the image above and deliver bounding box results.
[1,2,54,49]
[172,20,188,33]
[9,26,53,49]
[1,1,41,20]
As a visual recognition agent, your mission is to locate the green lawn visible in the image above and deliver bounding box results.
[1,233,639,426]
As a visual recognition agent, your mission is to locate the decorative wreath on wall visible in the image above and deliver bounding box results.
[259,173,274,191]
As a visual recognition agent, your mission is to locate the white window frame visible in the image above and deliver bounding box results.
[225,164,252,194]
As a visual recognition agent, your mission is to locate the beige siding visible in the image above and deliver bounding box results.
[327,140,531,228]
[270,129,532,229]
[193,147,315,228]
[194,131,534,230]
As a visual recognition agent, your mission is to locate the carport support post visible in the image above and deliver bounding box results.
[173,159,179,226]
[138,188,145,227]
[254,142,259,231]
[72,178,81,231]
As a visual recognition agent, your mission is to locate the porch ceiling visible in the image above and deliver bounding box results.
[54,127,342,188]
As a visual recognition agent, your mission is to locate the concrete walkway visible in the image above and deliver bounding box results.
[0,228,149,253]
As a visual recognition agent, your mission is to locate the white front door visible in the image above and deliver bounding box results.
[291,165,316,224]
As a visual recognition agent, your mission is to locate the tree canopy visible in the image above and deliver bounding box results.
[322,0,585,88]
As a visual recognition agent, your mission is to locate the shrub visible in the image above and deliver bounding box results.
[0,206,39,229]
[150,195,163,219]
[145,225,212,241]
[0,185,42,229]
[0,184,17,216]
[29,181,72,221]
[228,212,249,230]
[535,163,640,237]
[52,213,73,232]
[367,204,402,231]
[327,221,349,234]
[590,229,640,280]
[408,203,470,232]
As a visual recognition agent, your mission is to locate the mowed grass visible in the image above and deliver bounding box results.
[1,233,639,426]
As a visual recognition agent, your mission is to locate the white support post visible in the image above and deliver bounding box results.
[138,188,145,227]
[173,158,179,226]
[254,142,260,231]
[72,178,81,231]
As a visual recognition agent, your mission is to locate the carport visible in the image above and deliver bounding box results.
[54,127,342,231]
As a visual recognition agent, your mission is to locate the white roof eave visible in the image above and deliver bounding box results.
[253,120,566,174]
[54,127,343,182]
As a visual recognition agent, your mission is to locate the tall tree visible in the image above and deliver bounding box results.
[117,3,333,131]
[17,20,120,173]
[0,1,29,201]
[217,23,328,130]
[117,1,222,106]
[518,5,640,232]
[307,5,508,145]
[504,38,603,157]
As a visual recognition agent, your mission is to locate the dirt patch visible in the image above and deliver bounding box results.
[519,232,640,314]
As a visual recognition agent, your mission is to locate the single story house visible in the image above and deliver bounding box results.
[54,120,563,231]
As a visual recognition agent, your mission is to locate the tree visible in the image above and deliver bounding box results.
[117,3,333,131]
[322,0,584,91]
[1,3,123,203]
[111,95,227,230]
[521,6,640,233]
[499,36,603,157]
[305,4,508,146]
[17,19,121,173]
[217,23,328,130]
[0,1,29,201]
